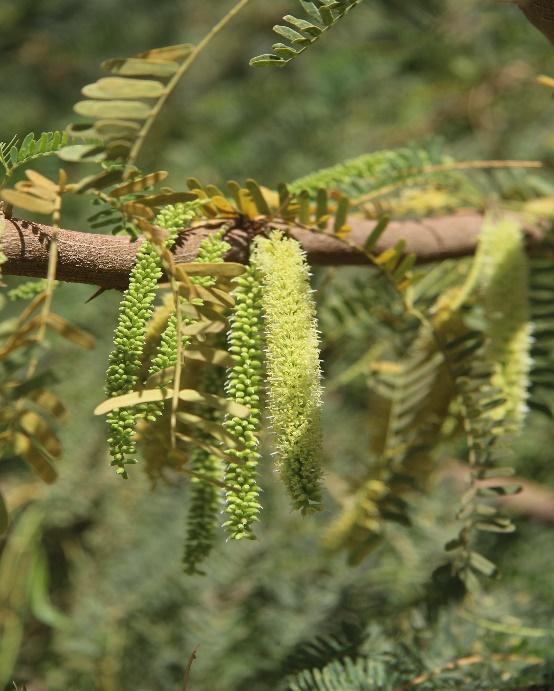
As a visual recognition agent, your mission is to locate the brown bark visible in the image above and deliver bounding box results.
[518,0,554,44]
[0,212,543,290]
[442,462,554,523]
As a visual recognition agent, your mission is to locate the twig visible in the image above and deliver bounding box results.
[182,646,198,691]
[25,172,65,376]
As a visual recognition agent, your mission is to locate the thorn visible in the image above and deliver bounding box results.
[85,286,108,303]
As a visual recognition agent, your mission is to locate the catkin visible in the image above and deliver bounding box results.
[180,232,231,572]
[182,367,225,574]
[478,216,533,432]
[252,231,323,513]
[104,201,202,476]
[222,265,264,539]
[105,241,163,476]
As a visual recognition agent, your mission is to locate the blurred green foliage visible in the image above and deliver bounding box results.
[1,1,554,689]
[2,0,554,191]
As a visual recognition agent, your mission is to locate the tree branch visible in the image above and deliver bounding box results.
[0,212,543,290]
[517,0,554,45]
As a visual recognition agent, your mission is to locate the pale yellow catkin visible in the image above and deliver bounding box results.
[252,231,323,513]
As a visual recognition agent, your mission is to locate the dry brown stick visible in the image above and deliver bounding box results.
[182,646,198,691]
[442,462,554,523]
[0,212,544,290]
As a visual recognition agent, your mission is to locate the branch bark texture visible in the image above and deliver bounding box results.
[0,213,543,290]
[518,0,554,44]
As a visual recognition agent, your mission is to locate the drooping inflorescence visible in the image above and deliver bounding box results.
[252,231,324,513]
[180,231,231,572]
[182,367,225,574]
[105,240,163,477]
[222,264,265,540]
[154,200,203,233]
[104,214,323,547]
[477,216,533,433]
[104,201,203,476]
[8,279,52,301]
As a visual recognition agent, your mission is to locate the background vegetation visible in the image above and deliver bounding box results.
[1,1,554,689]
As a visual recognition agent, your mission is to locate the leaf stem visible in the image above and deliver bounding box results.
[26,175,65,377]
[170,273,183,449]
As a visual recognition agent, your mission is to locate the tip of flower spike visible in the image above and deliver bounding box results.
[252,233,324,513]
[222,520,257,541]
[299,498,323,515]
[232,531,257,541]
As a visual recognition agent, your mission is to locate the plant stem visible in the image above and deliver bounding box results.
[170,273,183,449]
[26,180,64,377]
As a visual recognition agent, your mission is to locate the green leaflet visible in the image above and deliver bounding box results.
[288,145,449,198]
[95,388,250,417]
[528,258,554,418]
[441,329,516,589]
[250,0,365,68]
[326,339,450,564]
[288,655,383,691]
[0,131,69,183]
[477,216,533,433]
[64,44,193,164]
[252,231,323,513]
[222,265,264,540]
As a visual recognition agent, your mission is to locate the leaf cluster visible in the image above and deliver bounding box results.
[0,132,69,187]
[250,0,365,67]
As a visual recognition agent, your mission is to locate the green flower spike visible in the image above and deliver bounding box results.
[104,201,203,477]
[222,264,264,540]
[183,447,222,573]
[178,231,232,573]
[252,231,323,513]
[105,241,163,477]
[183,368,225,575]
[8,279,52,301]
[155,201,202,233]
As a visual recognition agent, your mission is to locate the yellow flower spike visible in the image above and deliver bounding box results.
[477,216,533,433]
[252,230,324,513]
